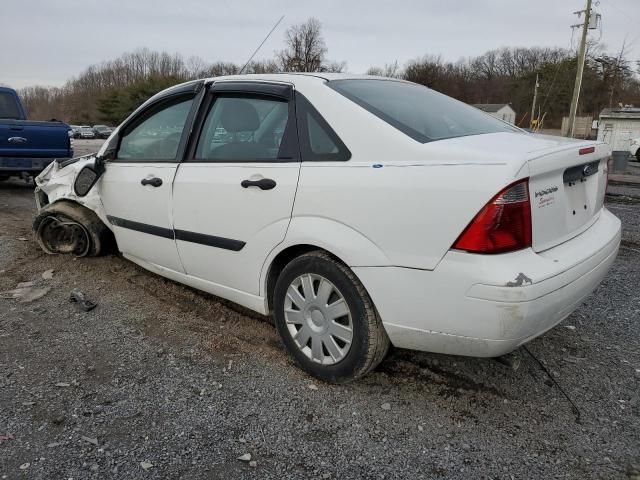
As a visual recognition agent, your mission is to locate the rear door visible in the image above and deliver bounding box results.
[100,91,199,272]
[172,81,300,295]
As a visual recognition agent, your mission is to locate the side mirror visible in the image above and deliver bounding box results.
[74,166,100,197]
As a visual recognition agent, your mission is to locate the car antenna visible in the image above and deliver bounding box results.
[238,15,285,75]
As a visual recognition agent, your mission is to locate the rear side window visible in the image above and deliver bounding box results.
[328,79,519,143]
[0,91,22,119]
[295,92,350,161]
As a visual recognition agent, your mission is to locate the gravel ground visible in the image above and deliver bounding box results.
[0,144,639,479]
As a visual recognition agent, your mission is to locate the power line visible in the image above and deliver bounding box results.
[599,0,640,26]
[537,29,578,121]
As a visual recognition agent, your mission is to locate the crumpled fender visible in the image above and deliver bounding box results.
[35,155,110,228]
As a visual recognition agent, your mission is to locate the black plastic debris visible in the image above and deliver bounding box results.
[70,288,97,312]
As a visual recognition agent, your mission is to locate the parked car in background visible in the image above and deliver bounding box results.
[0,86,73,181]
[78,126,95,139]
[33,74,621,382]
[629,136,640,162]
[70,125,82,138]
[93,125,113,139]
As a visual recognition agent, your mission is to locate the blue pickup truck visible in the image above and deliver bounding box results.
[0,86,73,181]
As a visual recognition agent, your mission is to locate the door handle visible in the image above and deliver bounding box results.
[141,177,163,187]
[240,178,276,190]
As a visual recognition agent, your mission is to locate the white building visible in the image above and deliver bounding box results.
[596,107,640,152]
[473,104,517,125]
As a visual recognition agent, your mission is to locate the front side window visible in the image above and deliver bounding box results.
[118,97,193,161]
[328,79,519,143]
[194,95,295,162]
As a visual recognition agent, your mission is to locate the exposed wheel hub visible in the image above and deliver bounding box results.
[36,215,91,257]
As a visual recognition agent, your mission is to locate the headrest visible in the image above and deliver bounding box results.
[220,99,260,133]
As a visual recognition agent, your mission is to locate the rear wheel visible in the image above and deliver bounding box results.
[33,201,114,257]
[635,149,640,163]
[273,251,390,383]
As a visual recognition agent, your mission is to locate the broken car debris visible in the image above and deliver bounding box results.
[70,288,97,312]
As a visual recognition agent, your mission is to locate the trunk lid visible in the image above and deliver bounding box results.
[526,136,609,252]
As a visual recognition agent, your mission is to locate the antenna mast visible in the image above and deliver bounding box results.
[239,15,285,75]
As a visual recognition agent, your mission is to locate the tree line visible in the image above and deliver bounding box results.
[18,18,640,128]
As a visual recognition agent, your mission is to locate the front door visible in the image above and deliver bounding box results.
[100,94,196,272]
[172,82,300,295]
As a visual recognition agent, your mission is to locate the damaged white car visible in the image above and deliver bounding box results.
[34,74,621,382]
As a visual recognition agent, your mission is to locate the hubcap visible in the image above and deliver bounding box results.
[284,273,353,365]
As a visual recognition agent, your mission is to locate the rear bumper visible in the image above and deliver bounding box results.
[354,208,621,357]
[0,157,69,174]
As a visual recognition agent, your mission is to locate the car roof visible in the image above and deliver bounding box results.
[204,72,408,88]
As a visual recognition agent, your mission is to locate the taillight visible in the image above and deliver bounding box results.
[604,156,611,194]
[453,179,532,254]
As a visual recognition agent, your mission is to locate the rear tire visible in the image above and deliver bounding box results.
[635,149,640,163]
[273,251,390,383]
[33,201,114,257]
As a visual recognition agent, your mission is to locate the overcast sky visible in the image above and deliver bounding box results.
[1,0,638,88]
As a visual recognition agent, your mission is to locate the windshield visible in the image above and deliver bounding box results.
[0,91,22,119]
[328,79,519,143]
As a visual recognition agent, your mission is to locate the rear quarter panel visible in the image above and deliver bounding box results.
[290,81,527,270]
[292,160,518,269]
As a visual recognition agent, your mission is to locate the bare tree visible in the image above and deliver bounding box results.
[367,61,401,78]
[15,40,640,127]
[277,18,329,72]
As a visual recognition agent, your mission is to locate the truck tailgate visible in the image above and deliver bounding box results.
[0,120,70,158]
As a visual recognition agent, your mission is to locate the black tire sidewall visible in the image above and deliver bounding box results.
[273,254,373,383]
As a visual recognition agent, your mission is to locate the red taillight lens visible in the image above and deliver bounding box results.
[453,179,532,254]
[579,146,595,155]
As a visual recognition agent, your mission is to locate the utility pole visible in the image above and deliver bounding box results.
[530,73,539,130]
[566,0,593,137]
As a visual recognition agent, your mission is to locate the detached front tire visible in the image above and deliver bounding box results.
[33,201,113,257]
[273,251,390,383]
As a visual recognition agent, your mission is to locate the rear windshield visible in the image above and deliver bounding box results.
[328,79,519,143]
[0,91,22,119]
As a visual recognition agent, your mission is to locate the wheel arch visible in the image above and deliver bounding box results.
[261,217,391,314]
[264,244,342,314]
[38,197,113,232]
[33,198,116,256]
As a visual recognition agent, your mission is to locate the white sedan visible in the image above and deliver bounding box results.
[33,74,621,382]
